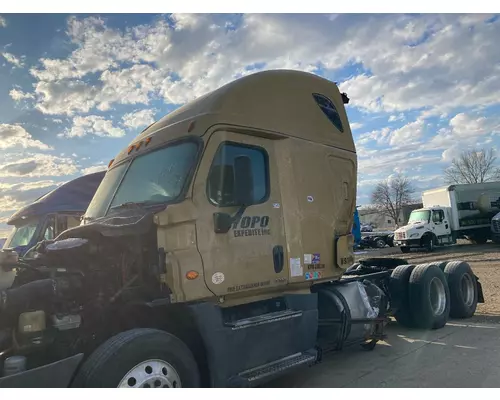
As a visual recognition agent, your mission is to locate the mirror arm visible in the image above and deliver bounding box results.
[231,204,247,224]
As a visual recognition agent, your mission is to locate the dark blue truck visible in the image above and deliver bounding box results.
[1,171,105,257]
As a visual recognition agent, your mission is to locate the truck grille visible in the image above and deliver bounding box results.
[395,232,405,240]
[493,220,500,233]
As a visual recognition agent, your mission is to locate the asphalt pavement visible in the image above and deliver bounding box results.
[266,315,500,387]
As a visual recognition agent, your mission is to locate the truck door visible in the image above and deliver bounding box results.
[432,209,450,239]
[193,130,287,297]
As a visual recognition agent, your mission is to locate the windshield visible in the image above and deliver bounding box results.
[408,210,430,224]
[84,140,199,221]
[4,219,40,249]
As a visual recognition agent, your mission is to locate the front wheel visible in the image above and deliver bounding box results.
[72,329,200,388]
[421,235,435,252]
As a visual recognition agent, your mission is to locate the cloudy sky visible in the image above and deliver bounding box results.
[0,13,499,235]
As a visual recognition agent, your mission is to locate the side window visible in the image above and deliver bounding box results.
[56,215,68,234]
[432,211,444,223]
[43,216,55,240]
[312,93,344,133]
[207,142,269,207]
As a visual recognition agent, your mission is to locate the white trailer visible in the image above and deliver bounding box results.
[394,182,500,253]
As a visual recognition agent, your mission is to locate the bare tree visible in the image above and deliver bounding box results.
[371,173,415,227]
[444,148,500,184]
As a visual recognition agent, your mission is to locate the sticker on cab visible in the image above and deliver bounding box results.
[212,272,225,285]
[305,271,322,280]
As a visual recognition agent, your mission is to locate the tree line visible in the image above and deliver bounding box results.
[369,148,500,228]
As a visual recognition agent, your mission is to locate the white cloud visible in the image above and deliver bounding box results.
[1,52,25,67]
[441,147,462,162]
[0,124,52,150]
[9,88,35,101]
[122,109,156,129]
[350,122,363,131]
[428,113,500,151]
[0,16,6,28]
[61,115,125,138]
[389,119,425,146]
[0,180,58,214]
[389,113,405,122]
[357,127,391,146]
[34,79,99,115]
[23,14,500,119]
[0,154,78,178]
[448,113,500,138]
[358,142,441,178]
[82,164,107,175]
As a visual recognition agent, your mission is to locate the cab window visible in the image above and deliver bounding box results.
[43,216,56,240]
[207,142,269,207]
[313,93,344,133]
[432,210,444,223]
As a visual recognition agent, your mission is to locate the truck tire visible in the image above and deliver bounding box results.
[400,247,410,254]
[389,264,416,327]
[444,261,478,318]
[374,237,386,248]
[72,329,200,388]
[359,257,408,269]
[422,234,435,252]
[409,264,450,329]
[425,261,448,272]
[435,261,449,272]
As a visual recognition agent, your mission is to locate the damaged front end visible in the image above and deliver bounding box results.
[0,208,169,387]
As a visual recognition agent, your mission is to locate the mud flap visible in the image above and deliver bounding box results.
[189,293,318,387]
[0,353,84,388]
[476,275,485,303]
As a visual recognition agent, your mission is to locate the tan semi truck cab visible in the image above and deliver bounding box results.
[83,69,356,303]
[0,70,481,388]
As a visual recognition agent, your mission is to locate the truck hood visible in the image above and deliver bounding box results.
[395,221,430,235]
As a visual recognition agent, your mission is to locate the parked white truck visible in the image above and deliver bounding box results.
[394,182,500,253]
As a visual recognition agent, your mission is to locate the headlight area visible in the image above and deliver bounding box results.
[0,209,166,386]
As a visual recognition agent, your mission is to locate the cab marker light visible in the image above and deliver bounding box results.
[186,271,199,280]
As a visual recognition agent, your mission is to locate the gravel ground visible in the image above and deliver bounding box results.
[355,241,500,315]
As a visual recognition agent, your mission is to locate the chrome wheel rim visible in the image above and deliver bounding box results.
[429,277,446,316]
[461,274,475,308]
[118,359,181,388]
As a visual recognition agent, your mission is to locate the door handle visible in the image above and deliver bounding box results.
[273,245,284,273]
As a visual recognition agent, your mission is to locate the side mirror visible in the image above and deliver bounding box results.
[0,249,19,269]
[213,213,234,234]
[233,155,254,206]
